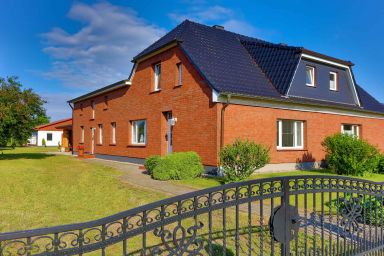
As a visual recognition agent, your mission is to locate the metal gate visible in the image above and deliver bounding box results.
[1,175,384,255]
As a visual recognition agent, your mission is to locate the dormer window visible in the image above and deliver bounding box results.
[329,72,338,91]
[306,66,316,87]
[154,63,161,91]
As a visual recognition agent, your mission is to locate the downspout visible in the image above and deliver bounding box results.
[68,102,74,155]
[219,94,231,166]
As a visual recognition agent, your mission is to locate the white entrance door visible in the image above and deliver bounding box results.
[91,128,95,154]
[166,112,173,154]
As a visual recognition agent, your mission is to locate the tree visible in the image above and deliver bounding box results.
[0,76,49,146]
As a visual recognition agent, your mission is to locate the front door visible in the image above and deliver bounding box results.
[166,112,173,154]
[91,128,95,154]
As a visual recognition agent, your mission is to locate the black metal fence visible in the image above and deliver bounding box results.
[1,175,384,255]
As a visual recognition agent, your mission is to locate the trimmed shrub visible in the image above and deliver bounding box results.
[378,155,384,174]
[152,152,204,180]
[322,133,380,176]
[42,138,46,147]
[144,155,161,175]
[220,139,270,182]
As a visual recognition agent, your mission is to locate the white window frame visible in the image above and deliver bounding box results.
[98,124,103,144]
[277,120,304,150]
[330,71,338,91]
[81,126,84,143]
[131,120,147,145]
[341,124,360,138]
[154,63,161,91]
[177,63,182,86]
[91,100,95,119]
[111,122,116,144]
[306,66,316,87]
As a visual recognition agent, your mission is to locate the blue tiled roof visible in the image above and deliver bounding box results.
[133,20,383,114]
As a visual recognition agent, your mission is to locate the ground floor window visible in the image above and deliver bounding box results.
[341,124,359,138]
[111,122,116,144]
[277,120,304,149]
[132,120,146,145]
[98,124,103,144]
[47,133,52,141]
[81,126,84,143]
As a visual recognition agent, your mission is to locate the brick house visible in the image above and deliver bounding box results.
[68,20,384,171]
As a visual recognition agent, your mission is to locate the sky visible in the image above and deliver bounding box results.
[1,0,384,121]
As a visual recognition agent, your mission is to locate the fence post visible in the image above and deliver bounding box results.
[282,178,291,256]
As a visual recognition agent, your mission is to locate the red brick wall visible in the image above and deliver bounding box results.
[72,46,219,166]
[222,103,384,164]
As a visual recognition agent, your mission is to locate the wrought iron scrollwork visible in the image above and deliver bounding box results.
[339,196,363,235]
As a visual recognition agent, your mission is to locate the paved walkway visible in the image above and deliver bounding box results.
[85,158,197,196]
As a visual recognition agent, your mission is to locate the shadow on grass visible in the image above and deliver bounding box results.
[0,152,54,160]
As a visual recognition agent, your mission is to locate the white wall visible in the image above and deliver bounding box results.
[37,131,63,146]
[28,132,37,145]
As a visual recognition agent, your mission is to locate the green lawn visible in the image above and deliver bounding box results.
[172,169,384,190]
[0,147,166,232]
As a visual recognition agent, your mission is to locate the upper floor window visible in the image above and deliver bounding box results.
[277,120,304,149]
[306,66,316,87]
[111,122,116,144]
[104,96,108,110]
[132,120,146,145]
[176,63,182,86]
[154,63,161,91]
[81,126,84,143]
[342,124,359,138]
[91,100,95,119]
[98,124,103,144]
[329,72,338,91]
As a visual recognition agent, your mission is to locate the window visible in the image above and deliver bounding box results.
[98,124,103,144]
[91,100,95,119]
[80,103,83,112]
[277,120,304,149]
[329,72,338,91]
[104,96,108,109]
[47,133,52,141]
[132,120,146,145]
[81,126,84,143]
[342,124,359,138]
[176,63,182,86]
[111,122,116,144]
[306,66,316,87]
[154,63,161,91]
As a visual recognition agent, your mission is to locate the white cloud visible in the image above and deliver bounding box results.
[40,92,76,120]
[41,2,166,89]
[169,5,259,36]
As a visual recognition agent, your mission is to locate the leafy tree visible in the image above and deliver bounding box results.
[0,76,49,146]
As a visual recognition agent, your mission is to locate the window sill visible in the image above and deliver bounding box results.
[174,84,182,88]
[103,108,108,111]
[96,144,103,146]
[128,144,146,147]
[306,84,316,87]
[109,143,117,146]
[150,89,161,94]
[90,118,95,121]
[277,147,306,152]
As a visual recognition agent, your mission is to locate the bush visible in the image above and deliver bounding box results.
[144,155,161,175]
[152,152,204,180]
[331,194,384,226]
[378,155,384,174]
[42,138,46,147]
[220,139,270,182]
[322,133,380,176]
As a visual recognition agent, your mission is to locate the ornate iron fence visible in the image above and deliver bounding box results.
[1,175,384,255]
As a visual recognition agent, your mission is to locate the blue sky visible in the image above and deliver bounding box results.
[1,0,383,120]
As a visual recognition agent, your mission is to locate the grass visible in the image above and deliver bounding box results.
[0,147,167,232]
[171,169,384,190]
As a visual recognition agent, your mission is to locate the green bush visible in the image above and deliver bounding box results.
[331,194,384,226]
[220,139,270,182]
[144,155,161,175]
[322,133,380,176]
[152,152,204,180]
[378,155,384,174]
[42,138,46,147]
